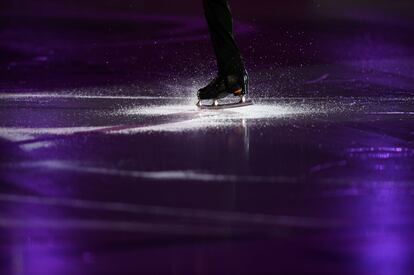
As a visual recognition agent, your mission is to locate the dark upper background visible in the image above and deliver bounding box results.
[3,0,414,19]
[1,0,414,94]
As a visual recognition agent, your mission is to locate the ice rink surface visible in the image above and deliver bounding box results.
[1,1,414,274]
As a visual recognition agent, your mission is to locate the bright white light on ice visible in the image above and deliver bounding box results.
[116,103,315,134]
[218,104,312,119]
[0,89,322,145]
[122,103,313,119]
[124,104,198,116]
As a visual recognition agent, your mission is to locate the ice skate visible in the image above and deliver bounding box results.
[196,71,252,110]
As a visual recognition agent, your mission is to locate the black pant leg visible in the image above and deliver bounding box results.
[203,0,245,76]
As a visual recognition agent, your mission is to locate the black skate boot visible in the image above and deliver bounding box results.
[196,71,251,109]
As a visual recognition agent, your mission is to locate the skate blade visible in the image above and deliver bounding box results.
[197,99,253,110]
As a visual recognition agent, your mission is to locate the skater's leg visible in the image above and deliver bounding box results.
[203,0,245,76]
[197,0,249,104]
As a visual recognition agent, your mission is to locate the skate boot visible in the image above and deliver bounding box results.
[196,71,252,109]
